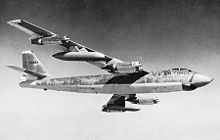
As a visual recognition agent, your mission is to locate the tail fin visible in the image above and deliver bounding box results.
[7,50,49,81]
[22,50,48,75]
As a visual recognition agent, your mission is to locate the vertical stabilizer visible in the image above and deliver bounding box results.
[22,50,49,80]
[22,50,48,74]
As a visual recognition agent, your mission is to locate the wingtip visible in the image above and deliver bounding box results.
[7,19,22,25]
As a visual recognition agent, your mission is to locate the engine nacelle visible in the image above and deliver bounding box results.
[126,97,159,105]
[104,61,142,73]
[102,105,140,113]
[30,35,63,45]
[138,98,159,105]
[30,37,43,45]
[53,51,107,61]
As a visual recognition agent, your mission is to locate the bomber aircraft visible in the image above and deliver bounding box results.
[7,19,213,112]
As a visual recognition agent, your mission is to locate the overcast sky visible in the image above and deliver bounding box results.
[0,0,219,140]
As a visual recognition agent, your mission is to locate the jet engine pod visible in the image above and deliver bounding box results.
[137,98,159,105]
[53,51,107,61]
[103,61,142,73]
[31,37,43,45]
[126,96,159,105]
[102,105,140,113]
[30,35,63,45]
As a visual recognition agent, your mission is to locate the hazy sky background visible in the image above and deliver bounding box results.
[0,0,219,139]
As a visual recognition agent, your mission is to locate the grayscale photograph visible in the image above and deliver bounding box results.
[0,0,219,139]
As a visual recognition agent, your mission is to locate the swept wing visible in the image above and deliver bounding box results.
[8,19,143,74]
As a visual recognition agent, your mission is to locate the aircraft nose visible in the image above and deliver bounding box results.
[191,73,213,88]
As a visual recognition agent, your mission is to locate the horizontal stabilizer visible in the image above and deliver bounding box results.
[7,65,47,79]
[7,65,24,72]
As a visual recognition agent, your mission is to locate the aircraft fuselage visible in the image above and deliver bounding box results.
[19,68,212,94]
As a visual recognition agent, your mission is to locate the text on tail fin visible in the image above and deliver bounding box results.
[22,50,48,75]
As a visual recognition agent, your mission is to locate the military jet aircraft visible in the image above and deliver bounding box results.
[7,19,213,112]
